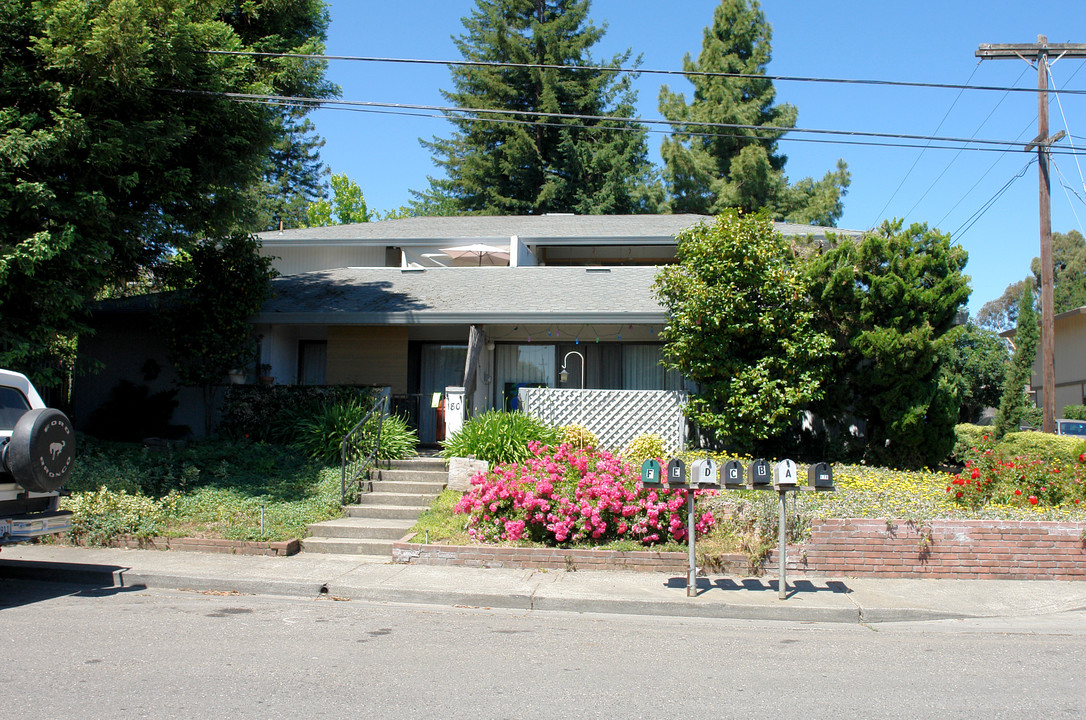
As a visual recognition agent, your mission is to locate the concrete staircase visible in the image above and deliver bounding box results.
[301,456,447,557]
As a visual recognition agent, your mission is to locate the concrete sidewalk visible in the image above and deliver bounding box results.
[3,544,1086,624]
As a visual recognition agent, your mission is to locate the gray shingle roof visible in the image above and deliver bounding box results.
[257,214,860,246]
[255,266,666,325]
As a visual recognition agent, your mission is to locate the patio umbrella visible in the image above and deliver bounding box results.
[440,243,511,266]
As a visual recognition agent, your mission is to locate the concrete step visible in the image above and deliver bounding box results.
[369,468,448,484]
[300,536,400,556]
[345,504,430,520]
[361,479,446,495]
[385,457,446,471]
[358,491,438,507]
[307,517,414,540]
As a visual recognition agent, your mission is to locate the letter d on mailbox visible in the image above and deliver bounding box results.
[691,458,719,488]
[641,459,662,488]
[808,462,833,489]
[666,458,687,488]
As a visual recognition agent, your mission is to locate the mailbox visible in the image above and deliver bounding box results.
[691,458,719,488]
[808,462,834,489]
[721,460,746,488]
[748,458,771,486]
[666,458,687,488]
[641,459,663,488]
[773,459,798,487]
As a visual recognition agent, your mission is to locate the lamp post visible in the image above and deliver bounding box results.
[559,351,585,389]
[560,350,586,430]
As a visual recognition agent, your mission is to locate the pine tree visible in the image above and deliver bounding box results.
[422,0,660,215]
[657,0,849,224]
[255,111,329,231]
[996,281,1039,438]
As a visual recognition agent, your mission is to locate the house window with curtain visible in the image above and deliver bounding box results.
[297,341,327,385]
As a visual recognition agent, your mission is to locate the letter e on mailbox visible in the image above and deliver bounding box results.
[666,458,687,488]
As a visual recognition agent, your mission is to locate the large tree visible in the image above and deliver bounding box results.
[653,210,832,453]
[805,220,971,469]
[422,0,660,215]
[0,0,334,387]
[942,322,1010,424]
[657,0,849,224]
[255,111,329,231]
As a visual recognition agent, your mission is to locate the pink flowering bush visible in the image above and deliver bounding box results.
[454,441,715,546]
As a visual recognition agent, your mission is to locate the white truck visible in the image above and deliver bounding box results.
[0,369,74,547]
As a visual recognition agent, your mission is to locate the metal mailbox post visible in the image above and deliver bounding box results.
[639,457,834,601]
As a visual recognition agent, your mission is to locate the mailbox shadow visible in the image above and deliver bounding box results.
[664,576,853,599]
[0,560,144,609]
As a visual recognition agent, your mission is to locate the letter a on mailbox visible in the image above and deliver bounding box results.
[774,459,797,487]
[641,459,663,488]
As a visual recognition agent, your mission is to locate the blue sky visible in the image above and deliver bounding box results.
[308,0,1086,316]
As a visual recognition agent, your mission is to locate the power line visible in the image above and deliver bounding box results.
[246,96,1068,156]
[205,50,1086,96]
[186,90,1085,155]
[872,62,981,226]
[951,158,1035,239]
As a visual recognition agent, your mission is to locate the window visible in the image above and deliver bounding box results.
[0,386,30,432]
[298,341,327,385]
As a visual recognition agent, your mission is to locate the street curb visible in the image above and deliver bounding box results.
[0,558,975,624]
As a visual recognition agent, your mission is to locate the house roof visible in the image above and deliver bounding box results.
[254,266,667,325]
[257,214,860,247]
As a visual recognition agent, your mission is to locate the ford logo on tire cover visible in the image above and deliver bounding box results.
[4,408,75,493]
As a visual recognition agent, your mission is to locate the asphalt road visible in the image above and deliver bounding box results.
[3,579,1085,719]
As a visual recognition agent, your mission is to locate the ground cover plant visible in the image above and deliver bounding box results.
[63,437,342,545]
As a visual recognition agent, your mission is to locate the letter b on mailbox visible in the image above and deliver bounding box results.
[748,458,771,486]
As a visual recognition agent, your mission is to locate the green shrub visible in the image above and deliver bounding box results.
[622,433,665,466]
[562,424,599,450]
[66,488,177,546]
[218,385,382,441]
[291,400,417,464]
[439,410,562,465]
[1063,405,1086,421]
[997,431,1083,465]
[952,423,991,464]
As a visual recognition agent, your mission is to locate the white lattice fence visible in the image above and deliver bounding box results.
[517,388,688,452]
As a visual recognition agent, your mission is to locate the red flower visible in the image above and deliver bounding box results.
[1079,453,1085,463]
[955,491,964,499]
[970,468,980,479]
[1029,496,1038,505]
[1014,489,1022,496]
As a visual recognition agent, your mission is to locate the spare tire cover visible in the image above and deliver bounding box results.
[6,408,75,493]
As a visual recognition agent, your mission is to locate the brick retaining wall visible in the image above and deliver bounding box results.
[392,541,748,574]
[394,518,1086,580]
[773,518,1086,580]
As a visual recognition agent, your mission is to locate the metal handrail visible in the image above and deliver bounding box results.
[340,387,391,505]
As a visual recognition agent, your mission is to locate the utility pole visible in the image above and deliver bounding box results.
[976,37,1086,433]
